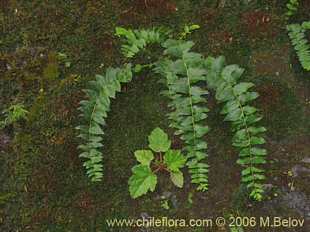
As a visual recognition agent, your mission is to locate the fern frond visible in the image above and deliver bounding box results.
[115,27,171,58]
[77,64,132,181]
[287,22,310,71]
[285,0,299,19]
[154,39,210,191]
[205,58,267,201]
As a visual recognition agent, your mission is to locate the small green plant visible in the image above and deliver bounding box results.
[57,52,71,68]
[287,22,310,71]
[128,128,186,199]
[187,192,194,207]
[179,24,200,39]
[285,0,299,19]
[161,199,170,210]
[0,103,28,129]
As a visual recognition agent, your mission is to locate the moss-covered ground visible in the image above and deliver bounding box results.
[0,0,309,231]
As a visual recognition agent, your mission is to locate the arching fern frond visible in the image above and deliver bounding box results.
[287,22,310,71]
[154,39,210,191]
[115,27,171,58]
[205,58,267,201]
[76,64,132,181]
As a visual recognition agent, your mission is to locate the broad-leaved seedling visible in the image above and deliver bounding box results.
[128,128,186,198]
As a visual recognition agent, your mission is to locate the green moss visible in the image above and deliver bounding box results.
[254,78,309,139]
[0,192,16,205]
[42,52,59,81]
[12,133,38,184]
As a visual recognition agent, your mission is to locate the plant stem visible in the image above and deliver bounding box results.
[183,56,197,146]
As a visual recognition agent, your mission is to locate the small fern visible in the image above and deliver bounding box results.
[154,39,210,191]
[205,57,267,201]
[76,64,132,181]
[285,0,299,19]
[0,103,28,129]
[115,27,171,58]
[287,22,310,71]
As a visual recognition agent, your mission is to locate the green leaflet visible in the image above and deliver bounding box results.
[204,56,226,89]
[287,22,310,71]
[154,40,210,192]
[170,171,184,188]
[180,24,200,39]
[205,58,267,201]
[77,64,133,182]
[233,82,255,95]
[163,39,195,58]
